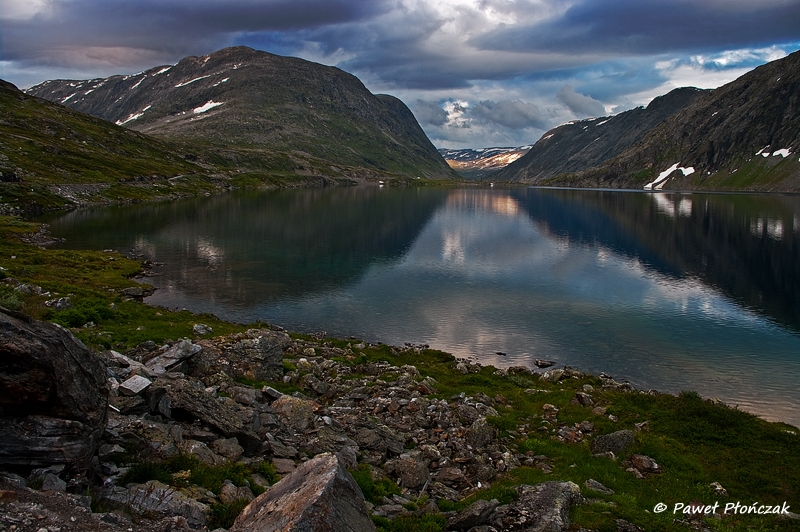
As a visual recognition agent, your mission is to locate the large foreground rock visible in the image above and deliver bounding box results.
[0,307,108,468]
[500,481,583,532]
[230,453,375,532]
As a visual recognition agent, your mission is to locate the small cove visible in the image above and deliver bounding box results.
[38,186,800,427]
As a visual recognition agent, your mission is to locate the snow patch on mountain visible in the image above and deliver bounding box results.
[116,105,152,125]
[644,163,695,190]
[175,75,212,88]
[193,101,224,114]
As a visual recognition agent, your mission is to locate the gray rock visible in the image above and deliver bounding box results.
[501,481,583,531]
[0,308,107,468]
[119,375,152,396]
[210,437,244,461]
[225,329,291,382]
[262,386,284,401]
[541,369,564,382]
[121,286,144,298]
[591,430,635,455]
[230,453,375,532]
[615,519,645,532]
[219,479,255,505]
[465,417,495,449]
[448,498,500,530]
[272,394,317,433]
[39,472,67,492]
[193,323,212,335]
[44,296,72,310]
[146,339,202,375]
[228,385,260,406]
[179,440,225,467]
[104,480,209,529]
[155,377,260,452]
[629,454,661,476]
[584,478,614,495]
[391,457,429,489]
[272,458,297,475]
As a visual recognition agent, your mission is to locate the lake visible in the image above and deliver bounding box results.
[39,186,800,428]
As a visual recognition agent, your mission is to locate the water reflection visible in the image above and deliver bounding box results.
[39,187,800,426]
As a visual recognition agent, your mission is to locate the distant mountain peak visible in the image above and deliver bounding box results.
[26,46,455,180]
[438,146,531,179]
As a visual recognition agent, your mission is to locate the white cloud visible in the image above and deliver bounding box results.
[0,0,51,20]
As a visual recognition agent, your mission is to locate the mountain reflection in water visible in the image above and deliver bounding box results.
[39,187,800,427]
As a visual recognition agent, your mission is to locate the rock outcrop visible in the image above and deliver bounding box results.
[0,307,108,468]
[230,453,375,532]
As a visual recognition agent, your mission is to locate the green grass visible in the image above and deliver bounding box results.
[350,464,402,505]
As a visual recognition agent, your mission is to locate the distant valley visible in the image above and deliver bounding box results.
[438,146,530,179]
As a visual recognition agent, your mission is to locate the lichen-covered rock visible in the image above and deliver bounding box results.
[230,453,375,532]
[499,481,582,532]
[103,480,209,529]
[0,307,108,468]
[153,377,260,452]
[447,498,499,530]
[591,429,635,456]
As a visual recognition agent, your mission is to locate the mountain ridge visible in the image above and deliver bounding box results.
[493,87,706,182]
[25,46,456,181]
[496,50,800,192]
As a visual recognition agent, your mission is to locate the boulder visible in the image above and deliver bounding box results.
[584,479,614,495]
[591,430,635,456]
[447,498,499,530]
[103,480,209,529]
[146,339,202,375]
[0,308,108,468]
[230,453,375,532]
[629,454,661,476]
[222,329,291,382]
[389,457,429,489]
[272,394,318,433]
[500,481,582,532]
[119,375,152,396]
[153,377,260,452]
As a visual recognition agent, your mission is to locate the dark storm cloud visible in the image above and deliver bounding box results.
[1,0,390,70]
[556,85,606,117]
[475,0,800,56]
[412,100,449,126]
[469,100,549,130]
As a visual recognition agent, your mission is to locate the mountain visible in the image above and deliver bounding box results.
[498,50,800,192]
[438,146,531,179]
[493,87,706,182]
[0,78,209,211]
[25,46,455,180]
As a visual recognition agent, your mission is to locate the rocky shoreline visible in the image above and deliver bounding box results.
[1,307,798,532]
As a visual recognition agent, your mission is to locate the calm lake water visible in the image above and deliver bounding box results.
[39,187,800,428]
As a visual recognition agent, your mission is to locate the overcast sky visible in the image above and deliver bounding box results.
[2,0,799,149]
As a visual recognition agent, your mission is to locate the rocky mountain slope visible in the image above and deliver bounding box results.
[565,48,800,191]
[493,88,706,182]
[26,46,455,180]
[0,79,208,211]
[438,146,530,179]
[498,50,800,192]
